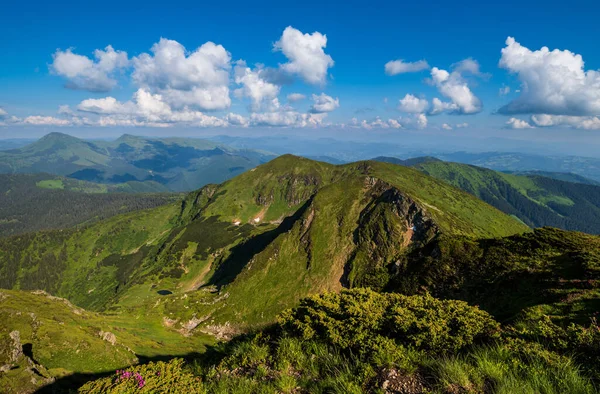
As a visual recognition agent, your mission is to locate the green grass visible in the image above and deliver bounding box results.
[76,290,599,394]
[7,155,599,393]
[36,179,64,189]
[405,160,600,234]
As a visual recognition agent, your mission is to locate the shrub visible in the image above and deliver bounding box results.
[278,288,500,356]
[78,359,204,394]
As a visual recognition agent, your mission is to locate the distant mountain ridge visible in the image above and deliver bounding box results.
[0,132,276,191]
[437,151,600,183]
[2,155,600,393]
[373,156,600,234]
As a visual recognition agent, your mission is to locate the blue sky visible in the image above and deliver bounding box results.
[2,0,600,141]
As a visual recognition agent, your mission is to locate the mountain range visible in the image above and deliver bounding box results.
[0,155,598,393]
[0,133,275,192]
[374,156,600,234]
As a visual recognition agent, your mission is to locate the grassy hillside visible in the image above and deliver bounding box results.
[375,158,600,234]
[0,132,275,192]
[0,173,178,237]
[1,156,599,393]
[0,155,526,313]
[438,151,600,183]
[505,170,600,185]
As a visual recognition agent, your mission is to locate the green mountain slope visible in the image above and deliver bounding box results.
[410,160,600,234]
[0,173,177,237]
[0,133,275,192]
[0,156,526,313]
[373,157,600,234]
[505,170,600,185]
[2,156,600,393]
[438,151,600,183]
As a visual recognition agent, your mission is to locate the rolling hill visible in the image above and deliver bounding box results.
[437,151,600,183]
[504,170,600,185]
[0,173,178,237]
[2,156,599,393]
[0,133,275,192]
[375,157,600,234]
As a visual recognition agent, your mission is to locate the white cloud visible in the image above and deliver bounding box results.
[416,113,428,129]
[51,45,128,92]
[384,59,429,75]
[531,114,600,130]
[350,114,426,130]
[287,93,306,102]
[388,119,402,129]
[58,105,75,116]
[349,117,403,130]
[249,111,326,127]
[456,122,469,128]
[226,113,249,126]
[499,85,510,96]
[132,38,231,111]
[310,93,339,113]
[499,37,600,116]
[0,108,7,117]
[452,58,486,76]
[429,98,459,115]
[274,26,334,85]
[233,61,280,111]
[430,63,482,114]
[506,117,534,129]
[442,123,452,130]
[22,116,72,126]
[398,94,429,113]
[77,88,228,127]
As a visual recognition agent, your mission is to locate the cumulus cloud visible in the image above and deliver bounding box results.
[250,111,326,127]
[430,63,482,114]
[499,37,600,116]
[309,93,339,113]
[287,93,306,102]
[416,113,428,129]
[22,116,73,126]
[350,114,426,130]
[226,113,249,126]
[384,59,429,75]
[452,58,487,77]
[506,117,534,129]
[233,61,280,111]
[388,119,402,129]
[0,108,7,118]
[456,122,469,128]
[132,38,231,111]
[274,26,334,85]
[398,94,429,113]
[429,98,459,115]
[442,123,452,130]
[77,88,228,127]
[51,45,128,92]
[531,114,600,130]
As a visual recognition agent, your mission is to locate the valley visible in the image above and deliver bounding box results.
[0,155,598,393]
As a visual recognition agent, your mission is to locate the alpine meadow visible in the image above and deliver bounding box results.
[2,1,600,393]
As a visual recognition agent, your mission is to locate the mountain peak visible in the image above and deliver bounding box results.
[24,132,85,152]
[39,132,80,142]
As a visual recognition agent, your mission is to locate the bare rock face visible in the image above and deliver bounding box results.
[99,330,117,346]
[177,314,210,337]
[341,178,440,288]
[0,330,24,372]
[379,368,427,394]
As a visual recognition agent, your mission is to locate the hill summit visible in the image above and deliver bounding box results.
[2,155,600,393]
